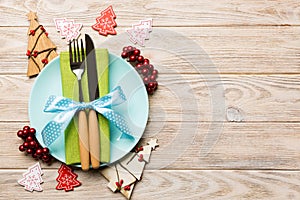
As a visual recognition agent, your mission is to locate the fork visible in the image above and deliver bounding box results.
[69,39,90,171]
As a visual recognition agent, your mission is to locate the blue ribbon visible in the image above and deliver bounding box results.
[41,86,134,146]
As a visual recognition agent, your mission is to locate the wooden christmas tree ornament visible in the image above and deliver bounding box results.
[100,139,159,199]
[26,11,57,77]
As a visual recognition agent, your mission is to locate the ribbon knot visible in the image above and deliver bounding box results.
[79,102,93,110]
[41,86,134,146]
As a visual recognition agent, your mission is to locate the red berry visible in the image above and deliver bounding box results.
[120,179,124,185]
[143,59,150,65]
[153,81,158,90]
[36,148,43,156]
[148,64,154,72]
[17,130,23,138]
[42,147,49,154]
[115,182,121,188]
[19,145,26,152]
[138,154,144,162]
[29,30,35,36]
[26,148,33,154]
[121,51,128,58]
[124,185,131,191]
[23,126,30,131]
[139,147,144,151]
[32,153,38,159]
[33,50,38,58]
[123,47,128,52]
[150,75,156,81]
[40,26,45,32]
[147,87,154,95]
[23,130,29,138]
[29,128,36,135]
[127,46,133,52]
[45,157,52,163]
[29,141,37,149]
[42,58,48,64]
[137,55,144,63]
[135,147,140,152]
[26,50,31,56]
[148,82,158,90]
[143,64,150,69]
[26,136,34,142]
[42,154,50,161]
[143,77,150,84]
[129,55,136,62]
[23,142,29,149]
[133,49,140,56]
[142,68,149,76]
[148,82,155,89]
[152,69,158,76]
[136,63,143,70]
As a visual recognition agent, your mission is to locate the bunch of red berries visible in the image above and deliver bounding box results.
[121,46,158,95]
[17,125,52,163]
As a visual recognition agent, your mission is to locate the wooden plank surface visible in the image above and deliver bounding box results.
[1,0,300,199]
[1,170,300,199]
[2,122,300,169]
[0,74,299,122]
[1,26,300,74]
[1,0,300,26]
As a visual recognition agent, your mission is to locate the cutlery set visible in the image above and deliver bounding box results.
[69,34,100,170]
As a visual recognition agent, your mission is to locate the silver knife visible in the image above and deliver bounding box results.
[85,34,100,169]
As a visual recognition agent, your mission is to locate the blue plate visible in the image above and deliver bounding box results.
[29,53,149,166]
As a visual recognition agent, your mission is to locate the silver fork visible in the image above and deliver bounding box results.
[69,39,90,171]
[69,39,85,102]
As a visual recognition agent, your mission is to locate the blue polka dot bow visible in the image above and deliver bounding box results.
[41,86,134,146]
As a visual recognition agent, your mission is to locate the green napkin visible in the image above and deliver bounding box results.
[60,49,110,165]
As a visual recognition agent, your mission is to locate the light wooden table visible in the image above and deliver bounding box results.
[1,0,300,199]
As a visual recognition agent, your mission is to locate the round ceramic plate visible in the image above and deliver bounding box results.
[29,53,149,166]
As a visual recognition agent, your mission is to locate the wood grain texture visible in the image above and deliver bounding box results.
[78,110,90,171]
[1,169,300,199]
[1,0,300,26]
[2,122,300,169]
[88,110,100,169]
[1,26,300,74]
[0,74,299,122]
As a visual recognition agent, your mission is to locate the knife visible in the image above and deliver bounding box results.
[85,34,100,169]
